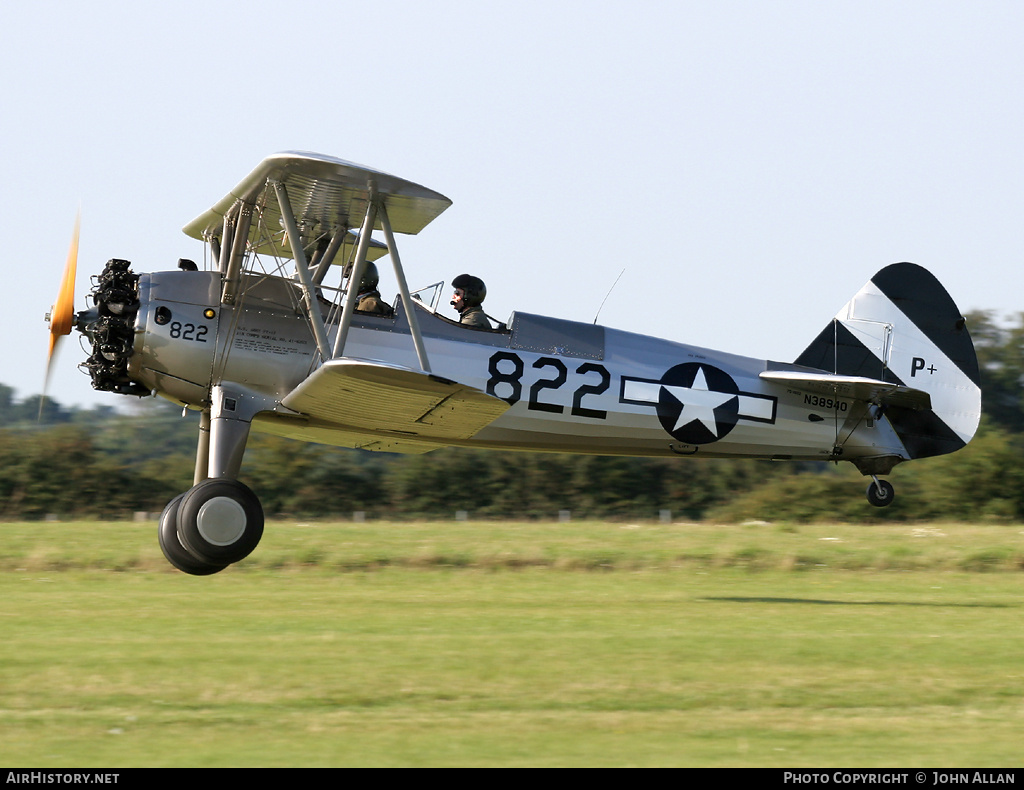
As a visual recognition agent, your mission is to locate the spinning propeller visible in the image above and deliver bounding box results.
[43,213,80,405]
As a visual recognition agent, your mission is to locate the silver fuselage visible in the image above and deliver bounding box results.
[128,270,905,463]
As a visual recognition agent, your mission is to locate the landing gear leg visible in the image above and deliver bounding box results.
[866,476,895,507]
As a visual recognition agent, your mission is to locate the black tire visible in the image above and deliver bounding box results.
[866,479,895,507]
[176,479,264,565]
[157,494,228,576]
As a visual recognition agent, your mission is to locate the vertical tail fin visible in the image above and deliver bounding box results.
[796,262,981,459]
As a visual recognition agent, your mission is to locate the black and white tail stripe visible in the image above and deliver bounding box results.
[796,262,981,460]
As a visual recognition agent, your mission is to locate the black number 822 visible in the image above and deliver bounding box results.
[168,321,209,342]
[486,351,610,420]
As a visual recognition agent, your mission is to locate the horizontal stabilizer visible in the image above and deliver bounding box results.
[279,358,510,443]
[759,369,931,411]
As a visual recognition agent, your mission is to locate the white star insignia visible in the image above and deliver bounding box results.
[661,368,737,436]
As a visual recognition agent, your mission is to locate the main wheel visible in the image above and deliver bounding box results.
[176,479,264,565]
[157,494,228,576]
[866,479,895,507]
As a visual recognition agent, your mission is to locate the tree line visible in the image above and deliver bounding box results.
[3,310,1023,522]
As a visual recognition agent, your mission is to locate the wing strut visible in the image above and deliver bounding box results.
[221,203,252,305]
[331,200,378,360]
[217,212,234,275]
[329,199,432,374]
[272,180,332,361]
[379,202,431,373]
[312,226,347,286]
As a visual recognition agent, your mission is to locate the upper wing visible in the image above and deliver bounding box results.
[759,369,931,410]
[274,358,510,448]
[182,151,452,258]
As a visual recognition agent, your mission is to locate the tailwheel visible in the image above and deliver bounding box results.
[866,477,895,508]
[158,494,228,576]
[176,479,264,566]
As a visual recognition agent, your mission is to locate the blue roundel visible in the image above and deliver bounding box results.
[655,363,740,444]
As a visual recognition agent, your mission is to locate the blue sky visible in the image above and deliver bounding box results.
[4,0,1022,408]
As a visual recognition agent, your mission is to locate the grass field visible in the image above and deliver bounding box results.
[1,518,1023,767]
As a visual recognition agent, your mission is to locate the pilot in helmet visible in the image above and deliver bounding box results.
[451,274,491,328]
[345,261,393,316]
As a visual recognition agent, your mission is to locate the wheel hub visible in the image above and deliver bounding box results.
[195,496,248,546]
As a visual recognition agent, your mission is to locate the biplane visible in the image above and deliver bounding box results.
[44,152,982,575]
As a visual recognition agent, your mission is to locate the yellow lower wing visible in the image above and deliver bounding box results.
[253,359,510,453]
